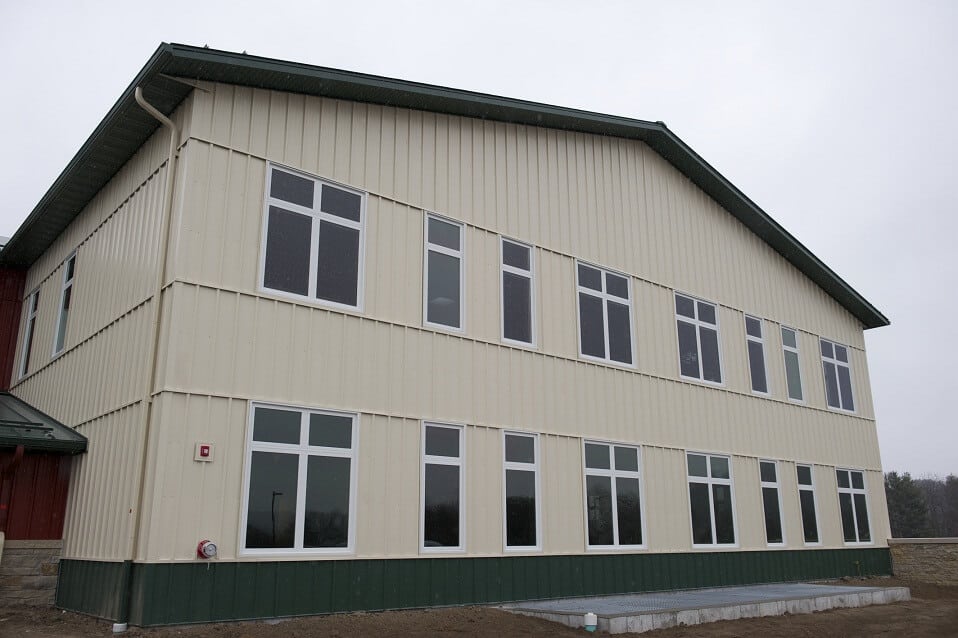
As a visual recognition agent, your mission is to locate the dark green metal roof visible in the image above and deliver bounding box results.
[0,392,87,454]
[0,43,889,329]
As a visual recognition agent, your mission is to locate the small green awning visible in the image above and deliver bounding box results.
[0,392,87,454]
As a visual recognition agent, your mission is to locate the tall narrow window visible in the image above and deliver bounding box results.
[422,423,464,551]
[675,294,722,383]
[745,316,768,394]
[424,215,464,330]
[500,238,534,345]
[576,263,633,365]
[583,441,644,548]
[242,404,357,554]
[759,460,784,545]
[503,432,540,550]
[687,452,736,546]
[19,289,39,377]
[821,339,855,412]
[782,327,804,401]
[53,253,76,356]
[837,469,871,544]
[261,166,366,309]
[796,464,820,544]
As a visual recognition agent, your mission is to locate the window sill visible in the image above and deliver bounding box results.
[578,352,636,370]
[258,285,365,315]
[585,545,648,552]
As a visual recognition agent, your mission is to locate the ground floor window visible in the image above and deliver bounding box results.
[687,452,736,546]
[797,464,820,544]
[583,441,644,548]
[837,469,871,543]
[759,460,784,545]
[422,422,464,551]
[503,432,540,550]
[242,404,357,553]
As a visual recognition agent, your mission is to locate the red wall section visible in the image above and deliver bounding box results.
[0,268,25,390]
[1,452,72,540]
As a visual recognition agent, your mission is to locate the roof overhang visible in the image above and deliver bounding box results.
[0,43,889,329]
[0,392,87,454]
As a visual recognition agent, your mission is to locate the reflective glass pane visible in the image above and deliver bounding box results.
[586,475,613,545]
[838,366,855,411]
[854,493,871,541]
[713,484,735,544]
[425,426,459,457]
[428,217,460,250]
[253,407,301,444]
[748,340,768,393]
[579,293,605,359]
[614,446,639,472]
[745,316,762,338]
[800,490,819,542]
[697,302,716,325]
[423,464,460,547]
[839,492,856,542]
[700,327,722,383]
[607,300,632,364]
[851,471,865,490]
[760,461,777,484]
[689,483,713,544]
[506,469,537,547]
[309,413,352,448]
[577,264,602,290]
[797,465,813,486]
[762,486,783,544]
[264,206,311,296]
[710,456,730,480]
[427,251,461,328]
[687,454,708,477]
[781,327,797,349]
[320,184,361,222]
[675,294,695,318]
[605,273,629,299]
[245,451,298,548]
[503,272,532,343]
[585,443,610,470]
[837,469,850,488]
[304,456,350,548]
[677,320,700,378]
[835,344,848,363]
[505,434,535,464]
[502,241,530,270]
[316,221,359,306]
[616,477,643,545]
[54,287,70,353]
[65,256,76,281]
[785,350,803,400]
[823,361,840,408]
[270,169,314,208]
[820,340,834,358]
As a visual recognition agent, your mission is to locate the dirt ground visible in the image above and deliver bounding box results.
[2,578,956,637]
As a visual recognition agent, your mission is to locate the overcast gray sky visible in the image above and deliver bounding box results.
[1,1,954,476]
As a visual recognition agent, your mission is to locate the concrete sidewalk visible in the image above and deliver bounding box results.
[503,582,910,634]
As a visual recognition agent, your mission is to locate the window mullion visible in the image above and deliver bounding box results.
[308,215,320,299]
[294,450,308,550]
[609,469,619,546]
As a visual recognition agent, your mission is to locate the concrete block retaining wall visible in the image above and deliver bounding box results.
[0,539,62,606]
[888,538,958,585]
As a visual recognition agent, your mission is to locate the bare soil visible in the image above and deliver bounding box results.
[2,578,956,637]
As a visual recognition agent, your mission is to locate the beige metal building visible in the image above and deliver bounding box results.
[0,44,891,626]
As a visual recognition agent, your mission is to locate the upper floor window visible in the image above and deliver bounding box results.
[836,469,871,544]
[424,215,464,331]
[583,441,644,548]
[421,422,464,551]
[820,339,855,412]
[576,263,633,365]
[53,252,76,356]
[19,289,39,377]
[500,238,535,346]
[687,452,736,546]
[503,432,540,550]
[241,404,358,554]
[261,166,366,310]
[745,316,768,394]
[675,294,722,383]
[781,327,804,401]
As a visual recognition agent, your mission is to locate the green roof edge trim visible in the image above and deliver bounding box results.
[0,43,888,329]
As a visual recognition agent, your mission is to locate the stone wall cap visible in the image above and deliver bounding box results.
[888,537,958,545]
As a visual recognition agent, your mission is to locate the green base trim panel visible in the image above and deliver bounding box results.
[56,548,891,626]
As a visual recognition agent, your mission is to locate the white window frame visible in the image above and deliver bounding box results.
[502,430,542,552]
[582,439,647,551]
[52,251,77,357]
[820,338,856,413]
[674,292,724,385]
[781,326,805,403]
[420,422,466,553]
[837,468,872,546]
[499,237,536,348]
[239,402,359,556]
[686,451,738,549]
[745,315,770,396]
[759,459,786,547]
[422,214,465,333]
[19,288,39,378]
[574,261,636,368]
[258,164,367,312]
[796,463,821,546]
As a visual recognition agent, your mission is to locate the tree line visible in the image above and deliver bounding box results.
[884,472,958,538]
